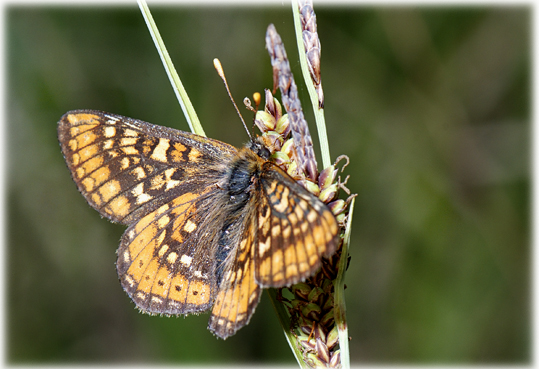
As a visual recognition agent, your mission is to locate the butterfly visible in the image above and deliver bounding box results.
[57,109,339,339]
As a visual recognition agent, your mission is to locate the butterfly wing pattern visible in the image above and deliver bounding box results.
[255,163,339,287]
[58,109,339,339]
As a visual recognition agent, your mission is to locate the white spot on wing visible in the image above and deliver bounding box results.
[259,239,271,256]
[104,126,116,138]
[151,138,170,162]
[184,219,197,233]
[180,254,192,266]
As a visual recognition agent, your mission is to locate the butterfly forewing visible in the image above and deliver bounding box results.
[57,110,236,224]
[254,163,340,287]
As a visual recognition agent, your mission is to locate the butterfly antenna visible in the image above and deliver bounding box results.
[213,58,252,140]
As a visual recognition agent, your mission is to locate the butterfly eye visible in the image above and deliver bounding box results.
[258,146,270,160]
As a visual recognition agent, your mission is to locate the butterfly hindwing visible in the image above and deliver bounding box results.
[117,188,220,315]
[208,207,262,338]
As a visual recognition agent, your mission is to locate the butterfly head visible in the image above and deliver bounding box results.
[248,137,271,161]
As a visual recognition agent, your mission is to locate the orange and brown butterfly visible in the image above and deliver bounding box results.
[57,109,339,339]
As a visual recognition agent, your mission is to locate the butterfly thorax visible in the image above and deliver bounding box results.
[225,138,274,203]
[226,151,259,208]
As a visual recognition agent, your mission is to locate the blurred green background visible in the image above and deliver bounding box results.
[7,3,530,365]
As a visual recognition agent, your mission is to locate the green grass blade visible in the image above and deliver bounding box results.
[334,197,355,369]
[137,0,205,136]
